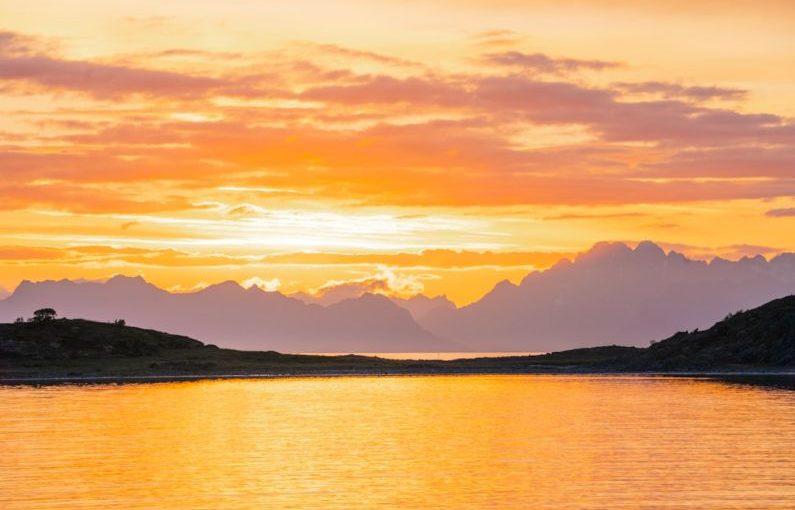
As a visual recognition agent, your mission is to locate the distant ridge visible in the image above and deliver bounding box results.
[293,289,456,322]
[419,241,795,351]
[0,276,455,352]
[2,241,794,353]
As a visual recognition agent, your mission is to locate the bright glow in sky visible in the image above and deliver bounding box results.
[1,0,794,303]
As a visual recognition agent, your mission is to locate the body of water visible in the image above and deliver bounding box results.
[2,375,794,509]
[300,352,541,360]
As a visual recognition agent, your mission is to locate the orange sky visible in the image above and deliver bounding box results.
[1,0,794,304]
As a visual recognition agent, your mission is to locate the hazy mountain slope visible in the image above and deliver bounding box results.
[4,241,794,354]
[420,241,795,351]
[388,294,456,321]
[291,287,456,322]
[613,295,795,370]
[0,276,454,352]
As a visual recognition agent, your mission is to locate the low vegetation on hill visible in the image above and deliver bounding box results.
[615,295,795,370]
[0,318,204,359]
[0,316,411,379]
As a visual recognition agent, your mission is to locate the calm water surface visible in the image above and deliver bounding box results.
[302,352,540,360]
[2,375,794,509]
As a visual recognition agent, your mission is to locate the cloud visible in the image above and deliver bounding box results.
[294,268,427,305]
[242,276,281,291]
[0,54,225,99]
[0,30,276,100]
[301,42,422,68]
[0,31,48,56]
[718,244,785,259]
[167,281,212,293]
[148,48,243,60]
[305,72,794,147]
[0,244,573,270]
[2,112,793,210]
[766,208,795,217]
[640,147,795,178]
[302,75,469,106]
[471,29,523,48]
[5,116,792,210]
[1,30,794,212]
[545,212,648,220]
[0,246,65,260]
[614,81,747,101]
[473,76,792,145]
[225,203,268,217]
[482,51,622,74]
[261,249,573,269]
[0,183,189,213]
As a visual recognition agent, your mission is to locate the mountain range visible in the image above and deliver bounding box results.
[291,289,456,322]
[419,241,795,351]
[1,241,793,352]
[0,277,455,352]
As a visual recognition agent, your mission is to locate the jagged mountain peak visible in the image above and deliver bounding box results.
[634,240,666,259]
[198,280,246,294]
[577,241,632,262]
[420,241,795,351]
[0,275,451,352]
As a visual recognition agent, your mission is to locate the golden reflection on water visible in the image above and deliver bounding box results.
[2,375,795,509]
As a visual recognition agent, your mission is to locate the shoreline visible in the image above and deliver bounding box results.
[3,369,795,386]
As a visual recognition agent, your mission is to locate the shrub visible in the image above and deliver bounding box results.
[32,308,57,322]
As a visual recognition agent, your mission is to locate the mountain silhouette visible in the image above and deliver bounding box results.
[290,286,456,321]
[419,241,795,351]
[0,276,454,352]
[389,294,456,321]
[3,241,794,353]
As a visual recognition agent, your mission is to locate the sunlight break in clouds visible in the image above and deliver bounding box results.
[0,0,794,302]
[242,276,282,292]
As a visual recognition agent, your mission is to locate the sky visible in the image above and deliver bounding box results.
[0,0,794,304]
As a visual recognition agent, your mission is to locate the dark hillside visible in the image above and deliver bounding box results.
[617,295,795,370]
[0,319,204,359]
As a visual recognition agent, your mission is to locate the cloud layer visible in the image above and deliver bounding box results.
[1,29,793,212]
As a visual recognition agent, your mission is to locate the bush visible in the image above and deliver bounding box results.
[32,308,57,322]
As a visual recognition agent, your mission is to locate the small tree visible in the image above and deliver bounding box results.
[32,308,57,322]
[14,317,25,324]
[114,319,126,327]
